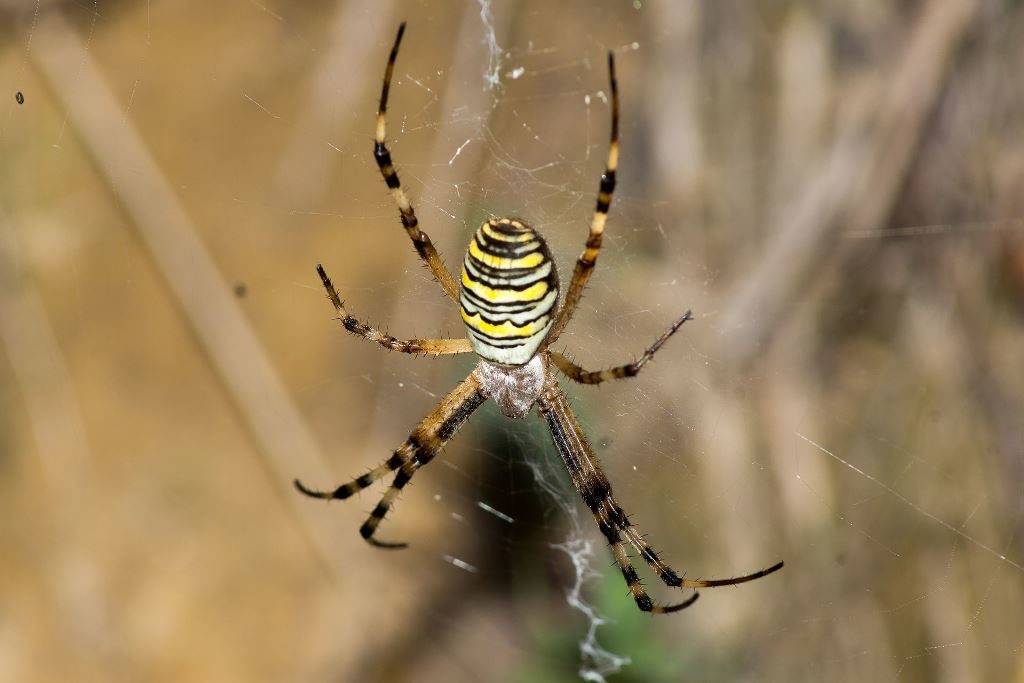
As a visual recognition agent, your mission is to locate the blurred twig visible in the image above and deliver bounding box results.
[719,0,981,366]
[0,208,92,494]
[29,10,347,579]
[273,0,397,208]
[0,206,112,667]
[688,0,979,632]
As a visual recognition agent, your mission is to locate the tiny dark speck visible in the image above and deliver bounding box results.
[233,282,247,298]
[16,92,24,105]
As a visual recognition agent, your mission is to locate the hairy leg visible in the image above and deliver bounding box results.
[372,23,459,300]
[549,310,692,384]
[537,378,783,611]
[295,372,486,547]
[543,52,619,347]
[316,264,471,355]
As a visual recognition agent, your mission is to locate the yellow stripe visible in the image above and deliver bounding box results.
[461,309,547,338]
[461,270,548,303]
[481,223,536,243]
[469,240,545,269]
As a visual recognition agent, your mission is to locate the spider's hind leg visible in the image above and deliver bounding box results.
[293,447,410,501]
[607,498,785,589]
[599,508,701,614]
[296,372,488,549]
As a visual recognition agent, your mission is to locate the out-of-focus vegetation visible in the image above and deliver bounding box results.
[2,1,1023,681]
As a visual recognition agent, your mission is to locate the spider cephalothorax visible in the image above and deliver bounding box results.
[294,23,783,614]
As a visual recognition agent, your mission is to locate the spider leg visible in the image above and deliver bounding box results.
[316,264,472,355]
[296,372,487,548]
[607,521,700,614]
[538,379,700,614]
[294,439,414,501]
[608,500,784,589]
[373,23,460,301]
[543,51,619,348]
[549,310,693,385]
[537,378,783,611]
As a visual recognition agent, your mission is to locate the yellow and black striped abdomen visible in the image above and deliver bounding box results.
[460,218,559,366]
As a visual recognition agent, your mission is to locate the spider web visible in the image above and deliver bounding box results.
[3,1,1024,682]
[297,3,1024,680]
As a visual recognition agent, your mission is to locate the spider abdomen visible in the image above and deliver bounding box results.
[460,218,559,366]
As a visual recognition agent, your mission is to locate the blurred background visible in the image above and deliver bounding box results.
[2,0,1023,680]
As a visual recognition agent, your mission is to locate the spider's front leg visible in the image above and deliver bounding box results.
[372,23,460,301]
[295,372,487,548]
[544,51,620,348]
[549,310,693,385]
[316,264,472,356]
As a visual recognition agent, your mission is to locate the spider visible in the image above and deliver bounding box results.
[295,22,784,614]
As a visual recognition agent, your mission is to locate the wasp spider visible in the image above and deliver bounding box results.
[295,23,784,614]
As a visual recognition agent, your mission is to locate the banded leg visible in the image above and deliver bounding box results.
[538,379,699,614]
[537,378,784,612]
[607,518,699,614]
[543,52,620,348]
[296,372,487,548]
[606,498,784,589]
[550,310,693,385]
[373,23,460,301]
[317,264,472,355]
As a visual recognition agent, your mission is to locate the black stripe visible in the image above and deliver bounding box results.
[393,470,412,489]
[661,568,682,587]
[461,271,553,296]
[374,143,402,189]
[460,285,554,314]
[608,505,629,528]
[465,257,547,280]
[437,390,487,441]
[540,399,584,474]
[469,327,542,342]
[581,477,611,512]
[597,520,621,544]
[473,234,544,260]
[463,264,554,292]
[461,287,551,313]
[464,256,549,283]
[621,566,640,586]
[599,170,616,195]
[465,315,551,339]
[373,142,391,166]
[467,329,528,348]
[467,305,552,328]
[487,219,532,236]
[400,210,419,231]
[476,233,541,256]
